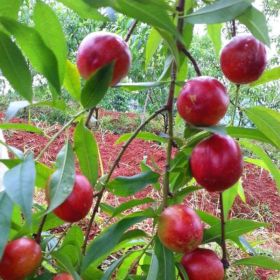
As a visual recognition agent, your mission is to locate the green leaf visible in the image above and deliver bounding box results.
[74,120,99,186]
[112,198,155,218]
[117,81,169,91]
[82,216,147,271]
[34,0,67,84]
[203,219,267,244]
[176,263,189,280]
[182,23,193,49]
[57,0,107,20]
[154,237,176,280]
[64,60,81,101]
[226,126,273,146]
[240,140,280,191]
[145,28,162,70]
[0,17,60,93]
[47,141,75,213]
[234,256,280,270]
[146,251,159,280]
[222,180,243,220]
[62,225,84,248]
[0,31,33,102]
[238,6,270,46]
[185,0,253,24]
[0,123,43,134]
[113,0,178,39]
[250,67,280,87]
[116,132,167,145]
[115,251,143,280]
[0,159,53,189]
[207,23,222,57]
[156,27,180,67]
[0,192,13,258]
[101,254,128,280]
[4,154,35,225]
[196,210,220,227]
[245,107,280,150]
[81,63,114,109]
[0,0,22,19]
[108,171,160,197]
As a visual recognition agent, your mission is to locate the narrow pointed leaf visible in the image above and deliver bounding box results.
[5,101,30,121]
[4,154,35,225]
[0,123,43,134]
[207,23,222,57]
[234,256,280,270]
[240,140,280,190]
[185,0,253,24]
[0,192,13,258]
[64,60,81,101]
[0,0,22,19]
[47,142,75,213]
[101,254,128,280]
[245,107,280,150]
[145,28,162,69]
[81,63,114,109]
[108,171,160,197]
[74,120,99,186]
[154,237,176,280]
[34,0,67,84]
[147,251,159,280]
[0,31,32,101]
[0,17,60,93]
[250,67,280,87]
[116,132,167,145]
[57,0,107,20]
[238,6,270,46]
[82,216,147,271]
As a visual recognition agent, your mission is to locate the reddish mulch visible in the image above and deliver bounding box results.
[1,113,279,280]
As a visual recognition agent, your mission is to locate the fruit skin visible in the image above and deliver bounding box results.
[52,174,94,223]
[177,76,229,126]
[181,248,224,280]
[220,34,267,84]
[77,31,131,85]
[157,204,203,253]
[0,237,42,280]
[53,273,74,280]
[190,134,243,192]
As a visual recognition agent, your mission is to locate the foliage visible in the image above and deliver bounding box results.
[0,0,279,279]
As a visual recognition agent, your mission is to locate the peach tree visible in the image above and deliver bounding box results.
[0,0,279,279]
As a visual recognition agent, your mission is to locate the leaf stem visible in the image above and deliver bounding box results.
[34,214,48,244]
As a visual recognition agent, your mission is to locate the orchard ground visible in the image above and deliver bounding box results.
[1,111,279,280]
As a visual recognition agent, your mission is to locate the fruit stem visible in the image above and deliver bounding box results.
[125,20,138,42]
[219,192,230,269]
[231,84,241,125]
[181,47,202,76]
[36,109,86,161]
[34,214,48,244]
[231,20,237,37]
[85,108,95,127]
[81,107,167,255]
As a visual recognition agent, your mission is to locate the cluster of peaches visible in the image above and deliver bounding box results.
[0,30,266,280]
[158,34,267,280]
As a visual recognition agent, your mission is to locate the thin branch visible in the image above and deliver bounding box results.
[231,84,241,126]
[36,110,86,161]
[34,214,48,244]
[181,47,202,77]
[125,20,138,42]
[231,20,237,37]
[85,108,95,128]
[220,193,230,269]
[81,106,167,254]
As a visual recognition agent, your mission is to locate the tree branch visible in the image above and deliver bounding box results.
[125,20,138,42]
[181,47,202,77]
[81,106,167,254]
[220,193,229,269]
